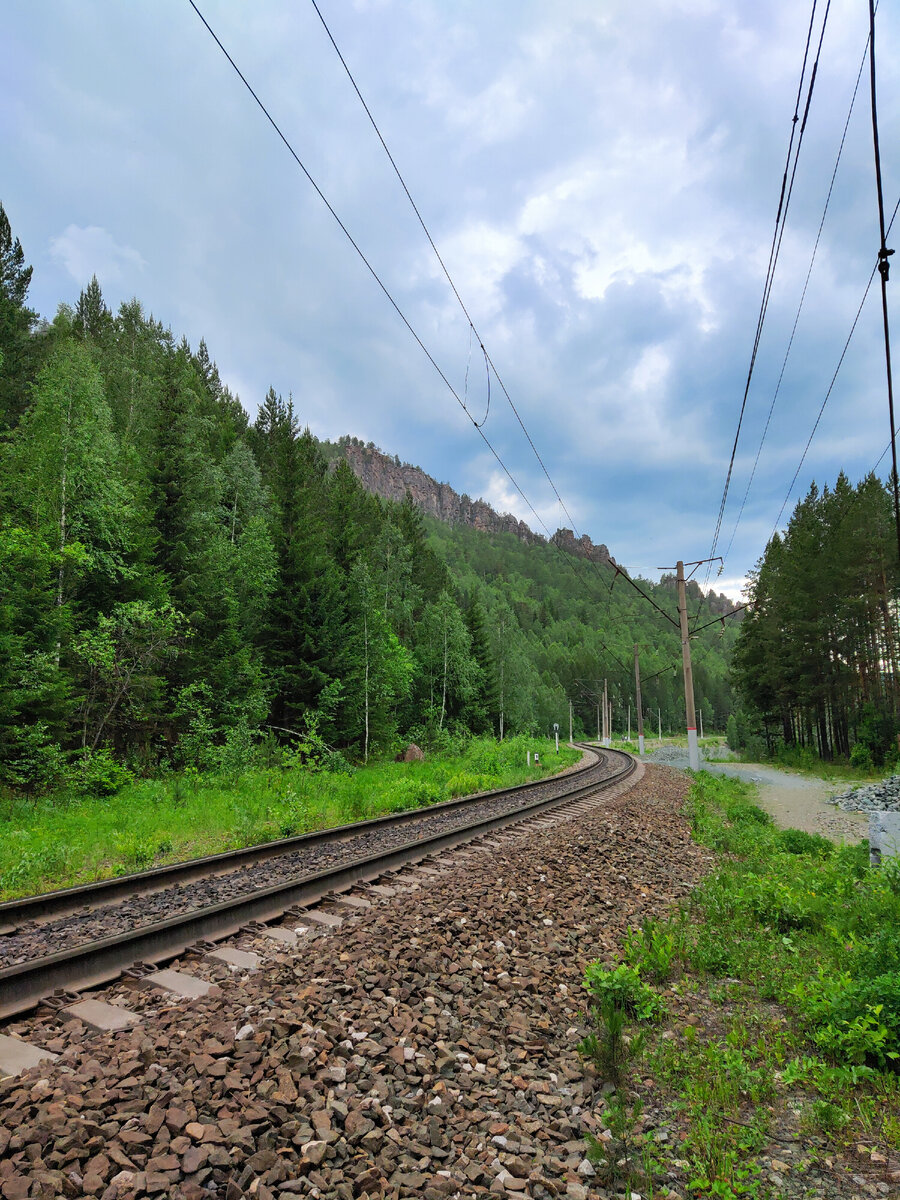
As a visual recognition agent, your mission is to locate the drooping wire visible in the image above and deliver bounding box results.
[704,0,830,586]
[720,25,867,572]
[474,345,490,429]
[867,0,900,565]
[770,193,900,539]
[307,0,618,592]
[189,1,686,651]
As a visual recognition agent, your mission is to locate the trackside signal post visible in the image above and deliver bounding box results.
[676,560,700,771]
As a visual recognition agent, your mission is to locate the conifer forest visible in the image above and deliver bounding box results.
[0,205,744,795]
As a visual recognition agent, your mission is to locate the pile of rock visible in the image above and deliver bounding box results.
[829,775,900,812]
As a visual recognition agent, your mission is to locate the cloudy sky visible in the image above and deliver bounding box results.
[4,0,899,599]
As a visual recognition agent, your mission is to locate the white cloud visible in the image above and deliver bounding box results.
[49,224,145,286]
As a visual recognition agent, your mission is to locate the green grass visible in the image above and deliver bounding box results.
[0,735,579,900]
[582,771,900,1198]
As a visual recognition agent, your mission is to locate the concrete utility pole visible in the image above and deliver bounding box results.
[602,679,610,746]
[569,700,573,745]
[596,703,600,743]
[676,560,700,770]
[634,644,645,756]
[627,704,631,742]
[699,709,704,739]
[658,708,662,741]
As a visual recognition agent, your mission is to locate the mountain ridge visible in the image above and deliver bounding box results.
[323,436,612,564]
[322,436,736,617]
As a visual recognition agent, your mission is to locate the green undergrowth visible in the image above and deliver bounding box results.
[0,735,579,900]
[577,771,900,1198]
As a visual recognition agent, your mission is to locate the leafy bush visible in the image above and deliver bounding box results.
[71,748,135,796]
[583,961,663,1022]
[624,917,680,984]
[778,827,834,857]
[322,749,355,775]
[0,723,67,793]
[850,742,875,771]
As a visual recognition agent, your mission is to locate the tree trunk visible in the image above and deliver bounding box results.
[363,611,369,764]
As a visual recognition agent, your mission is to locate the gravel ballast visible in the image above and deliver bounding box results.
[0,765,893,1200]
[0,752,621,971]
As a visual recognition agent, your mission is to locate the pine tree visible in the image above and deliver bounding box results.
[0,202,38,430]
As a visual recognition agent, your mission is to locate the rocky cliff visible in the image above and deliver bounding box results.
[328,438,739,615]
[332,438,612,564]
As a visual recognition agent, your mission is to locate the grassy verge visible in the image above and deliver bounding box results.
[0,735,579,901]
[578,772,900,1199]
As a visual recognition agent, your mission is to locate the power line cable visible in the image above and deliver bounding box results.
[867,0,900,564]
[306,0,636,606]
[770,193,900,539]
[188,7,645,670]
[191,0,690,656]
[704,0,830,586]
[186,0,578,568]
[720,28,868,572]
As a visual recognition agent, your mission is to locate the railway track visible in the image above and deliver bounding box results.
[0,745,635,1023]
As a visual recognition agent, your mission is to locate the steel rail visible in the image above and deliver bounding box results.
[0,748,635,1020]
[0,745,606,934]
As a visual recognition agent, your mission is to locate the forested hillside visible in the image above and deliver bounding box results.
[732,473,900,764]
[0,205,739,792]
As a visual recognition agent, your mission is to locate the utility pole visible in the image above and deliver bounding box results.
[596,703,600,743]
[569,699,573,745]
[676,560,700,770]
[627,704,631,742]
[634,644,645,756]
[699,709,704,740]
[602,679,610,747]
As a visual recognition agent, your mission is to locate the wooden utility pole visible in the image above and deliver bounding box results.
[676,560,700,770]
[634,644,645,755]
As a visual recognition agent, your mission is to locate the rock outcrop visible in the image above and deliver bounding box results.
[333,439,612,564]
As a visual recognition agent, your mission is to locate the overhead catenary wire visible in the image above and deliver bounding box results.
[186,1,570,559]
[306,0,643,606]
[190,0,650,678]
[720,26,869,572]
[867,0,900,565]
[704,0,830,588]
[770,193,900,539]
[190,0,698,657]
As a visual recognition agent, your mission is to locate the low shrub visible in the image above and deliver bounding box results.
[583,961,664,1022]
[71,748,135,797]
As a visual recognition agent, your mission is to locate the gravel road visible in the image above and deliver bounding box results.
[640,748,869,845]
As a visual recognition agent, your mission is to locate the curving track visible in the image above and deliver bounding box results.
[0,746,635,1020]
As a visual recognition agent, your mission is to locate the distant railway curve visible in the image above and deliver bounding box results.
[0,745,636,1021]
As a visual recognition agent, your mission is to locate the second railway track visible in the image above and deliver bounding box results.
[0,745,634,1021]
